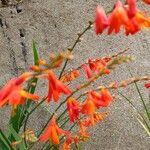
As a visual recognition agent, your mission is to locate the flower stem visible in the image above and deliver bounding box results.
[59,21,93,79]
[23,98,46,148]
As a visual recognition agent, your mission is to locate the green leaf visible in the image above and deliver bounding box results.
[8,40,40,141]
[119,91,150,136]
[32,40,39,65]
[9,106,23,141]
[75,143,81,150]
[20,40,40,125]
[52,145,59,150]
[24,40,39,107]
[0,129,14,150]
[137,117,150,136]
[9,125,26,149]
[128,69,150,121]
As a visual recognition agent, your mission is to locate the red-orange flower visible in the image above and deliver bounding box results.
[81,94,96,115]
[126,0,137,18]
[145,83,150,88]
[67,97,80,123]
[142,0,150,4]
[81,89,112,115]
[95,5,109,35]
[125,11,150,35]
[62,137,72,150]
[40,70,72,102]
[61,70,80,82]
[82,64,92,79]
[40,115,69,144]
[0,72,39,107]
[135,11,150,28]
[81,112,107,126]
[100,88,113,106]
[78,121,90,139]
[88,58,110,74]
[62,135,79,150]
[91,89,113,108]
[108,0,130,34]
[125,18,140,35]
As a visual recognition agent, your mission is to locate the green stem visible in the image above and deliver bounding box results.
[134,82,150,121]
[58,22,93,79]
[128,69,150,122]
[57,109,67,122]
[37,93,74,137]
[58,2,118,79]
[119,91,150,132]
[0,129,14,150]
[48,121,77,150]
[23,98,46,148]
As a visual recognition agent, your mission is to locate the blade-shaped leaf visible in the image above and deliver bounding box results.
[8,40,40,141]
[128,69,150,121]
[137,117,150,136]
[32,40,39,65]
[0,129,14,150]
[75,143,82,150]
[9,125,26,149]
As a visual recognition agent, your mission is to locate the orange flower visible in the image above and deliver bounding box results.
[100,88,113,106]
[125,18,140,35]
[62,135,79,150]
[108,0,130,34]
[62,138,72,150]
[95,5,109,35]
[67,97,80,123]
[40,70,72,102]
[134,11,150,28]
[145,83,150,88]
[90,89,113,108]
[142,0,150,4]
[78,121,90,139]
[126,0,137,18]
[81,94,96,115]
[61,70,80,82]
[88,58,109,74]
[125,11,150,35]
[40,115,69,144]
[81,89,112,115]
[0,72,39,107]
[82,64,92,79]
[81,112,107,126]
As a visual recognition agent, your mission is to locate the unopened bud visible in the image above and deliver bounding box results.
[38,59,47,65]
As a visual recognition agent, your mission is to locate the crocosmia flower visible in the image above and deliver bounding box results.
[82,64,92,79]
[145,83,150,88]
[40,70,72,102]
[61,70,80,82]
[108,0,130,34]
[78,121,90,139]
[135,11,150,28]
[81,94,96,115]
[125,11,150,35]
[126,0,137,18]
[62,135,79,150]
[95,5,109,35]
[40,115,69,144]
[0,72,39,107]
[67,97,80,123]
[88,58,110,74]
[81,112,107,126]
[142,0,150,4]
[90,89,113,108]
[100,88,113,106]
